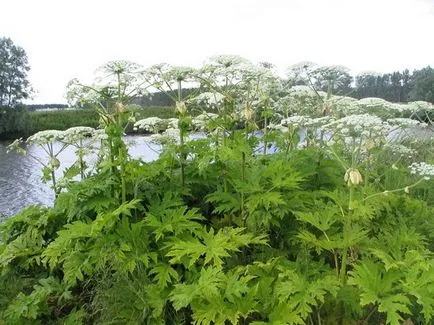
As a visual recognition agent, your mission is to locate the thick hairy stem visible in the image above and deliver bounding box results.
[241,151,246,225]
[79,154,85,180]
[222,128,228,192]
[263,115,268,155]
[180,129,185,188]
[333,250,340,278]
[285,128,295,158]
[317,306,322,325]
[50,168,59,198]
[120,146,127,205]
[361,304,377,324]
[79,140,85,180]
[109,139,116,198]
[177,80,186,188]
[338,196,353,325]
[348,186,355,210]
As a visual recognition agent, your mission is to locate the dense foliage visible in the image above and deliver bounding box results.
[0,105,32,139]
[0,107,176,139]
[1,57,434,324]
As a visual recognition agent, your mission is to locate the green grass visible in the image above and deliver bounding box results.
[29,107,176,135]
[30,109,100,133]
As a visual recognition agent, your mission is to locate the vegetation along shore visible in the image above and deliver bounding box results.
[1,56,433,324]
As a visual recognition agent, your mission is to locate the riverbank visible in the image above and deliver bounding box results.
[0,106,177,140]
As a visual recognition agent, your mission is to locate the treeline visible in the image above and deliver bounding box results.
[352,66,434,103]
[309,65,433,103]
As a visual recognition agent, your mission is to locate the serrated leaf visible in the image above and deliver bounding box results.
[150,264,179,288]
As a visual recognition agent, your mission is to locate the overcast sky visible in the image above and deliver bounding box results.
[1,0,434,104]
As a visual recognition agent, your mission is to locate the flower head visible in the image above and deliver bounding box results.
[409,162,434,180]
[134,117,165,133]
[27,130,64,145]
[62,126,95,144]
[192,113,218,131]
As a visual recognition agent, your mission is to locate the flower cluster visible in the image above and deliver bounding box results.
[134,117,165,133]
[383,143,417,158]
[313,65,350,81]
[280,115,312,128]
[201,55,254,80]
[388,118,426,128]
[357,98,391,109]
[92,129,108,141]
[167,66,195,82]
[305,116,333,127]
[189,92,225,110]
[27,130,64,145]
[409,162,434,180]
[167,118,179,129]
[322,114,391,138]
[285,61,317,83]
[326,96,360,117]
[192,113,218,131]
[278,87,324,116]
[206,55,249,67]
[288,85,317,97]
[62,127,95,144]
[150,128,180,144]
[410,101,434,112]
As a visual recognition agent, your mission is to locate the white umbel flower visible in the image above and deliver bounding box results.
[192,113,218,130]
[134,117,164,133]
[62,126,95,144]
[409,162,434,180]
[190,92,225,109]
[388,118,426,128]
[281,115,312,128]
[323,114,391,137]
[27,130,64,145]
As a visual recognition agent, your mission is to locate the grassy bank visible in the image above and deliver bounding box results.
[29,106,177,135]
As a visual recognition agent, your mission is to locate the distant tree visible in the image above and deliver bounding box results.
[409,66,434,103]
[354,72,380,98]
[0,37,32,106]
[354,70,412,102]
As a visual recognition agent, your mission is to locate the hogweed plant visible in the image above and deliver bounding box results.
[1,56,434,325]
[67,60,149,204]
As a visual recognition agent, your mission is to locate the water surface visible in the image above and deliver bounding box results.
[0,136,159,217]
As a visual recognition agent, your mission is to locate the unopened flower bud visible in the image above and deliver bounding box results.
[344,168,363,186]
[365,139,375,150]
[50,157,60,169]
[114,101,124,113]
[176,101,187,115]
[244,104,255,121]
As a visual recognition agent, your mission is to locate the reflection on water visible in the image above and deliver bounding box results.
[0,136,160,217]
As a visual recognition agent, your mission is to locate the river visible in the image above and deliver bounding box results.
[0,136,160,217]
